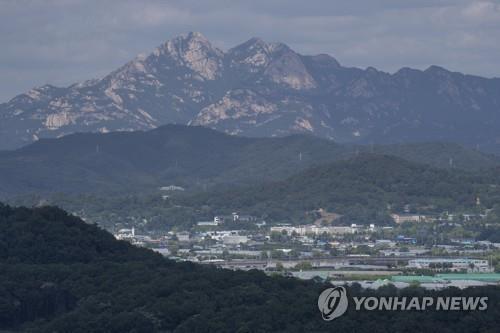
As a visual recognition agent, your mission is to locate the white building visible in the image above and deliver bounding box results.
[391,214,428,224]
[159,185,185,191]
[222,235,249,245]
[204,230,243,241]
[152,248,171,256]
[176,232,190,242]
[197,220,219,226]
[270,225,355,236]
[114,227,135,240]
[408,258,491,272]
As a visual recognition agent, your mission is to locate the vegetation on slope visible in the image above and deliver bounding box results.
[177,154,500,225]
[0,125,498,196]
[1,203,499,332]
[9,153,500,231]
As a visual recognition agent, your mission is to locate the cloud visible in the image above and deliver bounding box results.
[0,0,499,102]
[462,1,500,22]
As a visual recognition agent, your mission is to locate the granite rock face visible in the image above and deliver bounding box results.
[2,32,500,151]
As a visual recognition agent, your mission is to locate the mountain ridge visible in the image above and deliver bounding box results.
[2,32,500,151]
[0,125,498,196]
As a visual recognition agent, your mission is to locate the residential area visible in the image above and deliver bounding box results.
[113,208,500,290]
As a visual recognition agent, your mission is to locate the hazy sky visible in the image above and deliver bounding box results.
[1,0,500,102]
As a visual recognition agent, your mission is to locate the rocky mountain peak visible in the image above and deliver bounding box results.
[263,50,317,90]
[424,65,452,76]
[1,32,500,152]
[228,37,277,70]
[229,38,294,60]
[156,31,224,80]
[228,37,316,89]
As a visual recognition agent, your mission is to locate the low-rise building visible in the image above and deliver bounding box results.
[176,232,191,242]
[197,220,219,226]
[159,185,185,191]
[391,213,428,224]
[408,258,491,272]
[395,235,417,244]
[222,235,249,245]
[270,225,355,236]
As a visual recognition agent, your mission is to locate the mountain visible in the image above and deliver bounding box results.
[0,203,329,331]
[178,154,500,225]
[2,32,500,151]
[0,125,498,196]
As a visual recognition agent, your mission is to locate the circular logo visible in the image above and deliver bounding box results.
[318,286,348,321]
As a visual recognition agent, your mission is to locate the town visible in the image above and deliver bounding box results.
[113,209,500,290]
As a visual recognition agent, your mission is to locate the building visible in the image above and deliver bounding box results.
[236,214,257,222]
[176,232,191,242]
[210,213,259,224]
[462,214,487,221]
[313,226,355,235]
[159,185,185,191]
[114,227,135,240]
[408,258,491,272]
[395,235,417,244]
[270,226,306,235]
[197,221,219,226]
[380,249,428,257]
[222,235,249,245]
[204,230,242,241]
[375,239,396,248]
[391,213,427,224]
[152,248,171,256]
[270,225,355,236]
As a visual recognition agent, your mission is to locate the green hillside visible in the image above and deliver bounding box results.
[1,203,499,332]
[0,125,498,196]
[178,154,500,225]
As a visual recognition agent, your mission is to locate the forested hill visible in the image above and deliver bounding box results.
[178,154,500,224]
[0,204,154,264]
[0,125,498,196]
[0,203,324,331]
[1,203,499,332]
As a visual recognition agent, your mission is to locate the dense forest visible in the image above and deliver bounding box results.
[9,153,500,230]
[0,203,499,332]
[1,125,498,196]
[175,154,500,225]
